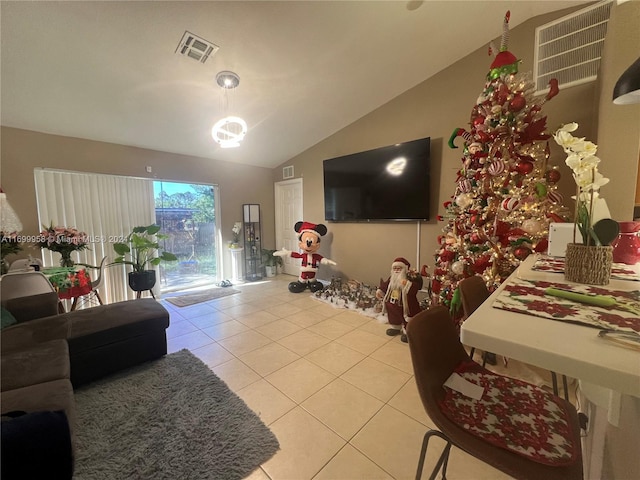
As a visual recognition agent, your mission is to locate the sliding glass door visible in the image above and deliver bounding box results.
[153,181,221,292]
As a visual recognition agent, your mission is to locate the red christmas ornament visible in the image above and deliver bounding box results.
[431,279,442,294]
[545,168,561,184]
[470,232,484,244]
[472,255,491,274]
[508,94,526,112]
[472,115,486,126]
[440,250,455,262]
[513,246,531,260]
[546,213,565,223]
[477,130,491,143]
[516,161,534,175]
[534,238,549,253]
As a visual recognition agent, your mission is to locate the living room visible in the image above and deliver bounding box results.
[1,1,639,479]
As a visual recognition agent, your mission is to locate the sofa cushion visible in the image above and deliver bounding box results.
[1,339,70,392]
[1,314,71,353]
[67,298,169,354]
[2,292,60,323]
[1,379,76,442]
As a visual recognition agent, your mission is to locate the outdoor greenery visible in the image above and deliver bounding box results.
[155,184,215,223]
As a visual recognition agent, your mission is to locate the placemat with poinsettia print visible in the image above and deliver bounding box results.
[493,277,640,333]
[439,361,579,466]
[532,255,640,282]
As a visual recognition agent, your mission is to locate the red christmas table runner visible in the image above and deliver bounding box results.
[532,255,639,282]
[493,277,640,334]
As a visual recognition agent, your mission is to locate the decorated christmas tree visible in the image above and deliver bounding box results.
[432,11,569,317]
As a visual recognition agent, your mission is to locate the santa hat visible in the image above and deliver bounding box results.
[294,221,328,237]
[392,257,410,269]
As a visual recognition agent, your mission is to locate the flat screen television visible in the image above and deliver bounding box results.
[323,137,431,222]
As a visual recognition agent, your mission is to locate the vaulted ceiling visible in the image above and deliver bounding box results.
[1,1,589,168]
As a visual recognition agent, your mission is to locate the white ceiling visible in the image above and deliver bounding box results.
[1,1,589,169]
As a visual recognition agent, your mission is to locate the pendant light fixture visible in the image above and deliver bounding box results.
[612,57,640,105]
[211,71,247,148]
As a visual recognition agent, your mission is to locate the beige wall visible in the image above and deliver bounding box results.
[275,5,624,285]
[2,4,638,286]
[597,1,640,216]
[0,128,276,277]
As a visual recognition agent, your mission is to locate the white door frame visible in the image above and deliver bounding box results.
[275,178,303,276]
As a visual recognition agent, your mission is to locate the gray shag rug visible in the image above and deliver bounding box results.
[73,350,279,479]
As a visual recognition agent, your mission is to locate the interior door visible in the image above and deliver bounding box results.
[275,178,303,276]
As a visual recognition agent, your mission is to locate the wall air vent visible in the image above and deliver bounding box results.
[533,1,613,95]
[175,31,219,64]
[283,166,294,179]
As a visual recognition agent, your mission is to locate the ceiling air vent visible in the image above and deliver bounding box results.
[283,166,294,179]
[533,1,613,95]
[175,31,219,64]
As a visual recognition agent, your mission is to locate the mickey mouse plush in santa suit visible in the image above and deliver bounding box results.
[274,221,337,293]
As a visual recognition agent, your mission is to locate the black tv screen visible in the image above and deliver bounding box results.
[323,137,430,222]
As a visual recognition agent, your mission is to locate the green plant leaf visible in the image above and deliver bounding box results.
[588,228,602,246]
[113,243,131,255]
[159,252,178,261]
[146,225,161,235]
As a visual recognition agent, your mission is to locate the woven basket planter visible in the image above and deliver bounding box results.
[564,243,613,285]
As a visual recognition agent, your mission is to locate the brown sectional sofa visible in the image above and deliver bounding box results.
[1,293,170,479]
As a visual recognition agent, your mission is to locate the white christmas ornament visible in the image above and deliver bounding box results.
[521,219,543,234]
[456,193,474,209]
[451,261,465,275]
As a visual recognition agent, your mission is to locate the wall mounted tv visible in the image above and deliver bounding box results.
[323,136,430,222]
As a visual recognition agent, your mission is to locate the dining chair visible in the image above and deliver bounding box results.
[72,256,108,310]
[0,271,56,299]
[8,258,43,272]
[457,275,494,366]
[406,306,583,480]
[458,275,570,401]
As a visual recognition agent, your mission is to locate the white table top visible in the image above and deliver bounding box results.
[460,255,640,398]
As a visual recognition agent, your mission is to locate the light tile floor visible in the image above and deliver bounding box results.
[161,276,571,480]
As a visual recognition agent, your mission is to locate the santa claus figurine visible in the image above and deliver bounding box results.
[376,257,423,343]
[274,221,337,293]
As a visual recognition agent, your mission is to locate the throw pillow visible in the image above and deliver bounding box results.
[1,306,18,329]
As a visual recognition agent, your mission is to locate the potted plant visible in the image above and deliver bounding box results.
[113,225,177,292]
[261,248,283,277]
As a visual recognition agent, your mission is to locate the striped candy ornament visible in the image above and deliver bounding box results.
[501,197,520,211]
[487,159,506,176]
[458,179,472,193]
[547,190,563,204]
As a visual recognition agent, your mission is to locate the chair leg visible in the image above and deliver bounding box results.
[416,429,452,480]
[562,375,569,401]
[94,290,103,305]
[551,371,559,396]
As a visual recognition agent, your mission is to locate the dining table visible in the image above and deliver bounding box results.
[460,253,640,479]
[42,266,92,311]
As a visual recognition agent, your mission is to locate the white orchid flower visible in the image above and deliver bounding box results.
[558,122,579,133]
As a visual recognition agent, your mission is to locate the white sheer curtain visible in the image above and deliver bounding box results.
[34,169,156,304]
